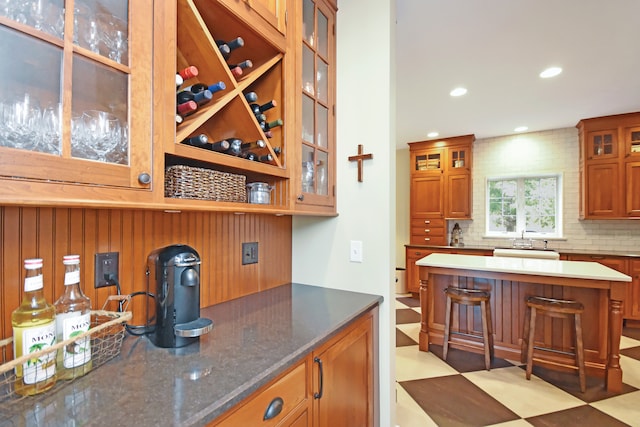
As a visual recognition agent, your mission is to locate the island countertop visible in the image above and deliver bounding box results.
[1,283,383,427]
[416,253,631,282]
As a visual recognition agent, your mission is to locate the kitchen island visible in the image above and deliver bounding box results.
[0,283,382,426]
[416,253,631,392]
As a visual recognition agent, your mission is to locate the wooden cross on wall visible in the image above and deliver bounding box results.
[348,144,373,182]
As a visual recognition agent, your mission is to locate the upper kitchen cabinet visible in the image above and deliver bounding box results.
[160,0,291,213]
[577,111,640,219]
[218,0,287,40]
[292,0,337,214]
[408,135,474,244]
[0,0,154,207]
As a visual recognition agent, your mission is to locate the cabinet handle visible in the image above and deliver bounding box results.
[424,229,430,233]
[424,220,431,224]
[263,396,284,421]
[313,356,324,399]
[138,172,151,185]
[414,252,422,256]
[424,238,430,241]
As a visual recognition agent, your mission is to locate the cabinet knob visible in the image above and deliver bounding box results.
[138,172,151,185]
[263,397,284,421]
[297,194,304,201]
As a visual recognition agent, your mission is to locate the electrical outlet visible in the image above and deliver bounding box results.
[95,252,119,288]
[242,242,258,265]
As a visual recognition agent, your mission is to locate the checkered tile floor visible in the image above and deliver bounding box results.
[395,295,640,427]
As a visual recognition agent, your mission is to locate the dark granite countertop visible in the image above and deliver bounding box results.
[405,244,640,258]
[1,283,382,427]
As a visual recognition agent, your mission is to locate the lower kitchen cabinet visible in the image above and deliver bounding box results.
[629,260,640,323]
[210,308,376,427]
[312,309,376,427]
[406,248,435,293]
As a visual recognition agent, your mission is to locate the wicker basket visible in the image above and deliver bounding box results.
[0,296,131,414]
[165,164,247,202]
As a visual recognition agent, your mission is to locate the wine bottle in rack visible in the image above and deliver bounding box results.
[176,74,184,89]
[273,146,281,156]
[217,44,231,58]
[177,100,198,116]
[244,92,258,103]
[240,139,266,151]
[178,66,199,81]
[258,153,273,162]
[177,90,213,107]
[216,37,244,60]
[250,100,277,115]
[210,139,231,152]
[264,130,273,139]
[260,119,283,132]
[229,60,252,78]
[226,138,243,156]
[181,134,209,148]
[242,151,258,161]
[254,113,267,123]
[180,81,226,96]
[176,114,184,125]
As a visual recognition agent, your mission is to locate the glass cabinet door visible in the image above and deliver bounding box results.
[587,130,618,160]
[0,0,152,189]
[627,126,640,158]
[300,0,334,205]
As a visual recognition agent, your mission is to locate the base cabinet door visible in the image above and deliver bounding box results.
[312,310,375,427]
[629,260,640,320]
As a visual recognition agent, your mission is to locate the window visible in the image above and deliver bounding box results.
[486,174,562,237]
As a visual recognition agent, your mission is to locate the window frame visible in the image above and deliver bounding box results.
[485,173,563,239]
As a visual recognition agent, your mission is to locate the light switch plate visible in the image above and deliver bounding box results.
[350,240,363,263]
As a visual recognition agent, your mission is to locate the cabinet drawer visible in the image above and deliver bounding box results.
[410,226,445,237]
[214,361,308,427]
[410,234,446,245]
[411,218,445,228]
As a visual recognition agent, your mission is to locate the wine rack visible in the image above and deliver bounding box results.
[166,0,289,210]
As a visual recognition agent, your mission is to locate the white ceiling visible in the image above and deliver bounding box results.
[395,0,640,149]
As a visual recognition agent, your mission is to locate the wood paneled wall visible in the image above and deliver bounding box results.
[0,206,292,341]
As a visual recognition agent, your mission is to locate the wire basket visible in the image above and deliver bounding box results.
[0,295,131,414]
[165,164,247,202]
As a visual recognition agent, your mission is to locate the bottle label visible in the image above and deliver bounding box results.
[61,312,92,368]
[64,270,80,285]
[24,274,43,292]
[14,322,56,384]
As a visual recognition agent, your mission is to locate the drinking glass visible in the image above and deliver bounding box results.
[98,13,128,64]
[38,102,61,154]
[2,93,41,150]
[82,110,121,162]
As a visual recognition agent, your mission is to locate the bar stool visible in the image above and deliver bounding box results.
[443,287,494,370]
[522,296,586,392]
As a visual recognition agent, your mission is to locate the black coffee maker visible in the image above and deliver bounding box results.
[146,244,213,348]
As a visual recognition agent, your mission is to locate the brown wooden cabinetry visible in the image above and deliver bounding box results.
[577,112,640,219]
[406,248,435,293]
[629,260,640,322]
[312,309,375,427]
[0,1,155,206]
[211,308,376,427]
[408,135,474,245]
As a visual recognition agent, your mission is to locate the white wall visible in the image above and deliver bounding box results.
[397,128,640,252]
[396,147,410,268]
[291,0,396,426]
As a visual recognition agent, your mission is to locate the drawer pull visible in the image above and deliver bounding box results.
[424,238,430,241]
[424,220,431,224]
[424,229,430,233]
[263,397,284,421]
[314,357,324,399]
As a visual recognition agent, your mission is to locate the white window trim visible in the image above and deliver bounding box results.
[485,173,563,239]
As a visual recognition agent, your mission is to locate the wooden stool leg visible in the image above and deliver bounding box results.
[443,294,452,361]
[526,307,537,380]
[521,304,531,364]
[575,313,586,392]
[481,300,491,370]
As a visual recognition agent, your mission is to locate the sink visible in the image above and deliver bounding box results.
[493,248,560,260]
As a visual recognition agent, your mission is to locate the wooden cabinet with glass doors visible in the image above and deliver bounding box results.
[293,0,336,214]
[577,111,640,219]
[0,0,154,206]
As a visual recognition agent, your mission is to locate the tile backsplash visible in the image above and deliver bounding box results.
[456,127,640,253]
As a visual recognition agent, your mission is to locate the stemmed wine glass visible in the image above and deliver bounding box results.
[97,13,128,64]
[81,110,122,162]
[39,102,62,154]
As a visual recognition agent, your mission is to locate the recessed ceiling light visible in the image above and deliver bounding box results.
[427,132,439,138]
[514,126,528,132]
[539,67,562,78]
[450,87,468,97]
